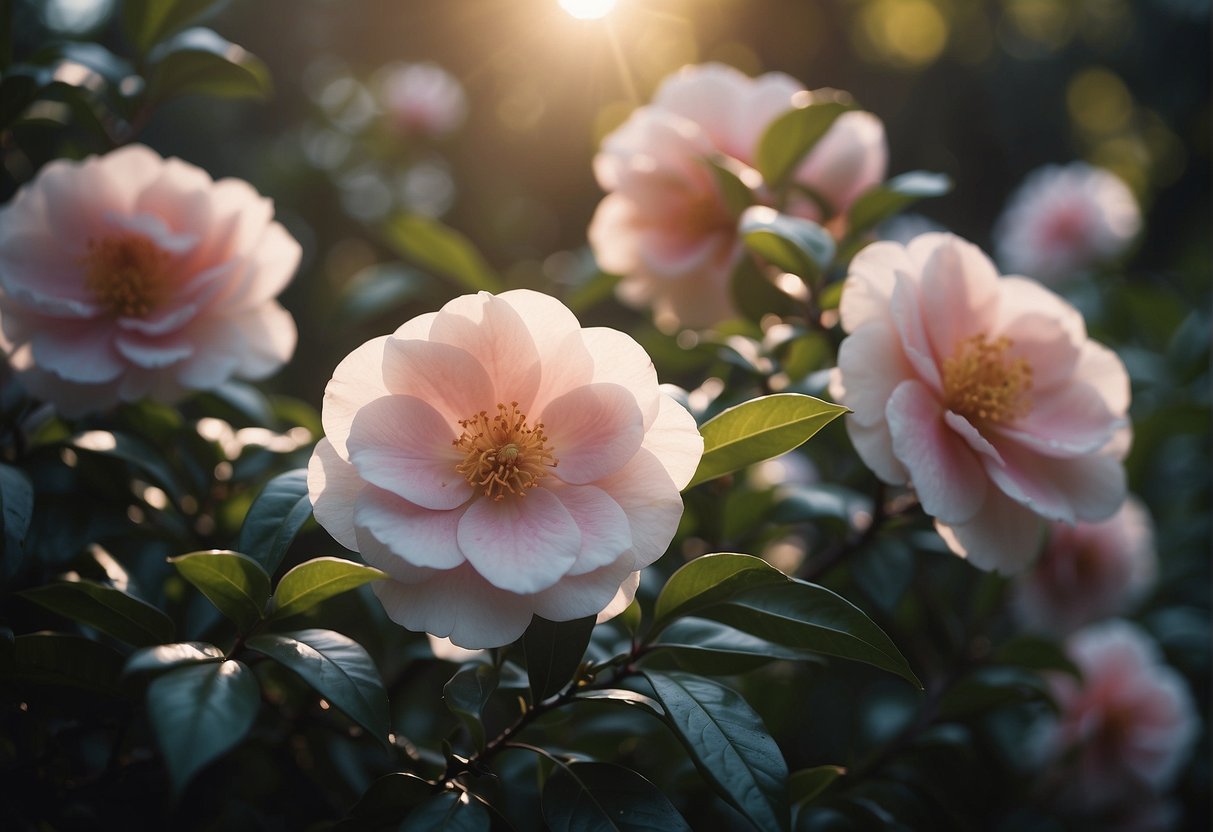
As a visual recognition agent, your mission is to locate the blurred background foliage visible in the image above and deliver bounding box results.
[1,0,1209,830]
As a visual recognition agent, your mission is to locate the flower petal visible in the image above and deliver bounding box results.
[381,337,495,424]
[346,395,471,511]
[595,571,641,624]
[935,488,1045,574]
[920,235,1001,359]
[542,383,646,485]
[551,484,633,576]
[593,446,683,569]
[322,335,392,457]
[531,556,637,622]
[31,322,124,383]
[835,321,914,428]
[457,488,580,593]
[353,486,466,569]
[637,394,702,491]
[307,437,366,551]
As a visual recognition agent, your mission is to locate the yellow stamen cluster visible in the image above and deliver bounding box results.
[453,402,557,501]
[941,333,1033,423]
[82,234,171,318]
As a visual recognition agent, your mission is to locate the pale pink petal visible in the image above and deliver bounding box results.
[346,395,471,511]
[796,110,887,212]
[589,193,643,274]
[113,333,192,368]
[995,380,1122,457]
[578,327,661,429]
[31,323,124,383]
[887,380,987,525]
[839,241,915,333]
[889,273,942,391]
[1076,340,1131,415]
[355,523,437,584]
[834,321,914,428]
[542,383,645,485]
[307,437,365,551]
[997,311,1080,393]
[532,555,638,622]
[320,336,392,457]
[457,488,581,593]
[595,571,641,624]
[992,276,1086,344]
[842,417,908,486]
[936,488,1046,573]
[372,564,536,649]
[427,292,543,409]
[381,337,495,424]
[393,310,438,340]
[985,441,1126,525]
[594,446,684,569]
[232,221,302,308]
[353,486,466,569]
[551,484,633,576]
[637,394,703,491]
[942,411,1004,464]
[919,235,1001,359]
[231,302,297,379]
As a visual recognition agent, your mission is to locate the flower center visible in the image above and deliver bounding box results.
[82,234,172,318]
[941,333,1033,423]
[453,402,558,501]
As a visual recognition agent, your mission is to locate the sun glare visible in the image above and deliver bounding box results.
[559,0,618,20]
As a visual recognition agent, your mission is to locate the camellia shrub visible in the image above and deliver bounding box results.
[0,2,1207,831]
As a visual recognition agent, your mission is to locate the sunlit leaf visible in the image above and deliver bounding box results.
[147,660,260,793]
[704,156,758,218]
[687,394,848,489]
[845,171,952,238]
[124,0,227,56]
[755,99,854,189]
[730,254,799,325]
[542,761,692,832]
[383,213,502,293]
[642,670,789,832]
[574,688,665,718]
[124,642,224,675]
[146,28,271,103]
[443,662,499,750]
[269,557,386,620]
[236,469,312,575]
[20,579,174,647]
[524,615,596,702]
[739,206,835,282]
[247,629,390,744]
[169,550,270,632]
[652,553,788,633]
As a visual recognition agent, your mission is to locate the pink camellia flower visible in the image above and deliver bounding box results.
[378,62,468,139]
[1013,498,1156,635]
[308,290,702,648]
[1040,620,1198,815]
[994,162,1141,283]
[589,62,887,330]
[0,144,300,416]
[829,232,1131,572]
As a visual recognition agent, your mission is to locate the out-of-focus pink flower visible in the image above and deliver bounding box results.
[308,290,702,648]
[589,62,887,330]
[378,62,467,138]
[994,162,1141,283]
[1041,620,1198,814]
[829,233,1131,572]
[1014,498,1156,634]
[0,144,300,416]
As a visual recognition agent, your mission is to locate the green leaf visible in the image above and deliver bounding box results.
[19,579,174,647]
[442,662,499,751]
[730,254,799,326]
[344,772,436,828]
[169,550,270,632]
[70,430,184,502]
[542,761,692,832]
[269,557,386,620]
[992,634,1080,677]
[704,156,758,218]
[574,688,665,719]
[123,0,222,55]
[124,642,224,675]
[789,765,845,805]
[383,213,502,293]
[3,633,123,695]
[524,615,596,702]
[845,171,952,238]
[340,263,427,323]
[648,617,825,675]
[236,468,313,575]
[147,660,260,793]
[0,462,33,564]
[405,792,491,831]
[703,582,921,688]
[687,394,848,489]
[755,99,854,189]
[246,629,390,744]
[145,28,272,103]
[642,670,789,832]
[937,666,1056,719]
[739,207,835,282]
[651,553,788,634]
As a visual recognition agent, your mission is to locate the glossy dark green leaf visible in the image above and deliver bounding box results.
[0,462,33,563]
[20,579,174,647]
[850,537,914,614]
[642,670,789,832]
[740,207,835,282]
[442,662,499,750]
[937,666,1056,719]
[70,430,184,502]
[730,253,799,325]
[269,557,387,620]
[147,660,260,793]
[404,791,491,831]
[574,688,665,719]
[247,629,390,744]
[524,615,596,702]
[703,582,921,688]
[383,213,502,293]
[648,617,824,674]
[704,156,758,218]
[687,394,849,489]
[3,633,124,695]
[124,642,224,675]
[236,468,312,575]
[146,28,271,103]
[755,99,854,189]
[169,550,270,632]
[124,0,226,55]
[542,761,692,832]
[845,171,952,238]
[344,772,436,828]
[789,765,845,805]
[651,553,789,633]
